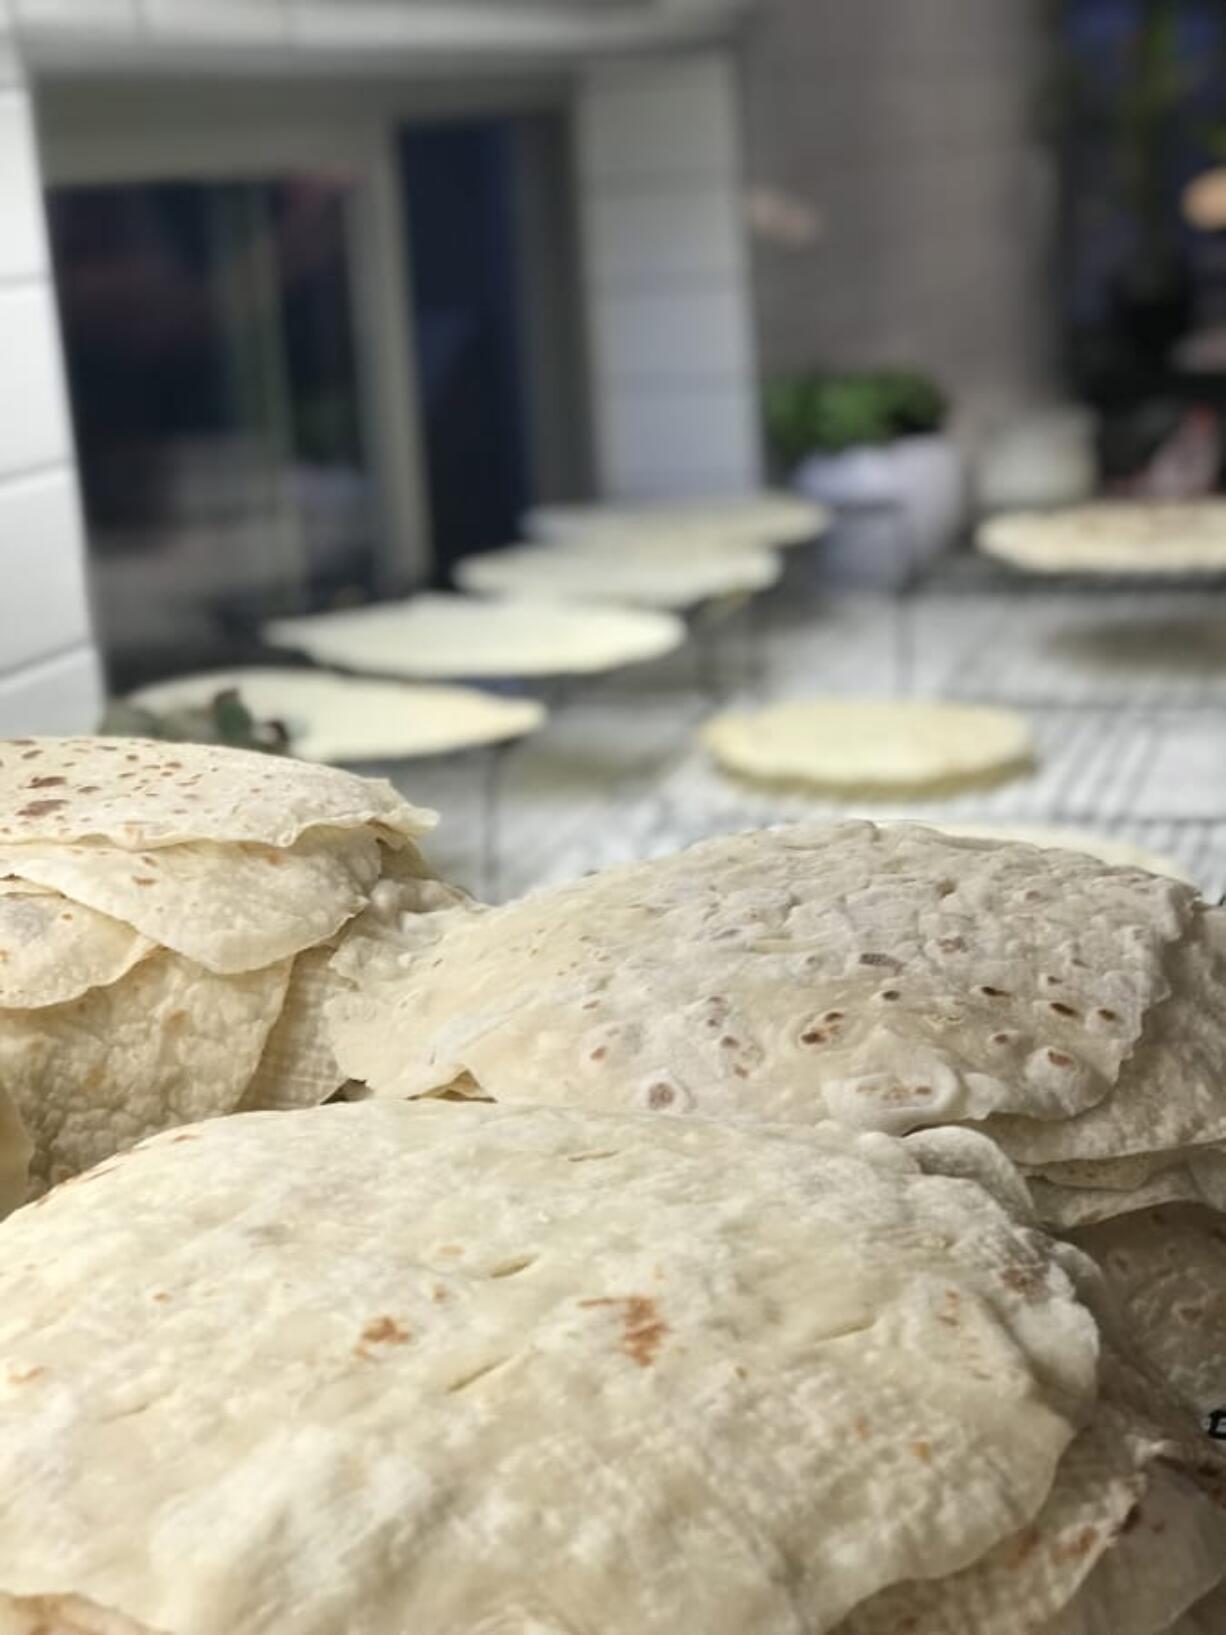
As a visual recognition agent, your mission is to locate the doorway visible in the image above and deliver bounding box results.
[399,112,593,581]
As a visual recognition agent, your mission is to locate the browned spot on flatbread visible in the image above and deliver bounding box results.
[1055,1525,1099,1562]
[17,799,67,818]
[27,775,65,789]
[357,1315,411,1356]
[580,1295,668,1367]
[1003,1525,1040,1569]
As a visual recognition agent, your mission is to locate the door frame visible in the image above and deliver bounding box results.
[33,79,431,591]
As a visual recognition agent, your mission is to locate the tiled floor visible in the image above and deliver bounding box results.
[374,558,1226,904]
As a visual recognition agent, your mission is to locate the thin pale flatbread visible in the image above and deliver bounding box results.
[1070,1206,1226,1431]
[979,502,1226,577]
[328,823,1191,1133]
[0,827,383,975]
[455,539,782,609]
[0,737,433,849]
[702,701,1035,794]
[0,1101,1098,1635]
[528,492,828,549]
[987,909,1226,1163]
[238,946,348,1113]
[0,949,291,1192]
[127,670,546,763]
[264,593,686,680]
[0,888,153,1009]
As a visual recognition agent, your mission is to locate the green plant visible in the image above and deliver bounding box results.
[99,689,291,755]
[764,370,948,465]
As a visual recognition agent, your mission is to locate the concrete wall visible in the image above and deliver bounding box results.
[0,0,101,734]
[743,0,1057,438]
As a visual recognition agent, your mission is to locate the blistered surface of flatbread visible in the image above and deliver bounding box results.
[988,909,1226,1163]
[0,1101,1098,1635]
[0,950,290,1192]
[0,738,433,849]
[329,823,1191,1132]
[1070,1207,1226,1431]
[0,828,382,975]
[264,594,687,680]
[0,887,153,1008]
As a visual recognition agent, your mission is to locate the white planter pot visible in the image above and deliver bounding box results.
[793,434,966,588]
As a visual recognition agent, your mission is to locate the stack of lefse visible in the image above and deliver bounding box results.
[0,736,439,1195]
[2,1101,1226,1634]
[327,822,1226,1443]
[3,750,1226,1631]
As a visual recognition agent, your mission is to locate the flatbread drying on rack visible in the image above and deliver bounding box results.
[700,700,1035,795]
[527,491,829,550]
[454,538,782,609]
[0,736,438,1201]
[979,501,1226,577]
[8,1097,1220,1635]
[265,592,686,679]
[127,669,546,763]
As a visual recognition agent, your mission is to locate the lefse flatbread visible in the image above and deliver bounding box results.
[0,1102,1098,1635]
[0,949,291,1193]
[327,823,1193,1132]
[0,827,384,975]
[0,886,153,1008]
[0,737,433,849]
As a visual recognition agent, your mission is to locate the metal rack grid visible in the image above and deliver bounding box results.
[380,574,1226,905]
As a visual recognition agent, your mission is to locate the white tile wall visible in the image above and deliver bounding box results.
[0,285,72,477]
[578,55,741,183]
[0,468,93,671]
[602,382,761,489]
[593,287,753,381]
[584,187,745,288]
[0,645,102,735]
[0,29,100,733]
[0,87,44,279]
[577,49,763,500]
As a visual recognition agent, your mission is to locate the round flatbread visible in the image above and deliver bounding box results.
[841,1399,1223,1635]
[701,700,1035,795]
[237,945,349,1113]
[527,493,829,550]
[986,907,1226,1163]
[0,826,383,975]
[1070,1206,1226,1434]
[0,1101,1098,1635]
[979,502,1226,577]
[126,670,546,762]
[265,593,686,680]
[327,822,1194,1133]
[0,948,291,1193]
[0,885,154,1009]
[0,738,433,850]
[455,540,782,609]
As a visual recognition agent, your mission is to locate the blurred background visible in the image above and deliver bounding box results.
[3,0,1226,897]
